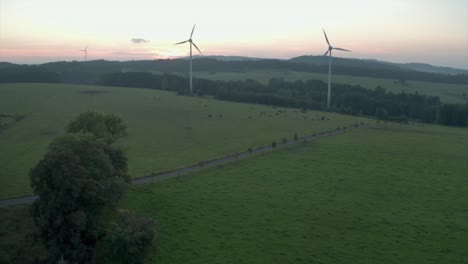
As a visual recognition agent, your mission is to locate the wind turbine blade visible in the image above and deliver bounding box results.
[324,50,329,56]
[323,29,330,46]
[334,47,351,52]
[174,40,189,45]
[190,24,196,38]
[192,42,202,55]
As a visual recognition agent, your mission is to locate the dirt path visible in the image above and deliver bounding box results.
[0,124,365,208]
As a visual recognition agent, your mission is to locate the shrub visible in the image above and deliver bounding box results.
[0,251,11,264]
[105,212,155,264]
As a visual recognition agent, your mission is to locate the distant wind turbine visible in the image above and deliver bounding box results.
[80,46,88,61]
[175,24,202,96]
[323,29,350,109]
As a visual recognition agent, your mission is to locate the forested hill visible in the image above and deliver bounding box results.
[1,58,468,85]
[290,56,468,75]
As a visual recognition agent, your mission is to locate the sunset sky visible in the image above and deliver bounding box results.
[0,0,467,69]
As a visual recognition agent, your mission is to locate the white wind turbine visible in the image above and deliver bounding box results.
[175,24,202,96]
[80,46,88,61]
[323,29,350,109]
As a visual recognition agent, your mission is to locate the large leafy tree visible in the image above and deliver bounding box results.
[30,112,129,263]
[66,111,127,144]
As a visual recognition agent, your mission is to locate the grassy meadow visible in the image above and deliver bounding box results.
[2,123,466,263]
[195,70,468,104]
[0,83,367,198]
[119,123,468,263]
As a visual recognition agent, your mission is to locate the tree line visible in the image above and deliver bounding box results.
[95,72,468,127]
[1,58,468,85]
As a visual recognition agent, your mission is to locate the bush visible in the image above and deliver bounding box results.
[272,141,276,148]
[0,251,11,264]
[105,212,155,264]
[294,133,298,141]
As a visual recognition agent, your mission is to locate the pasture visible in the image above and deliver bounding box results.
[119,124,468,263]
[2,123,465,263]
[0,83,367,198]
[195,70,468,104]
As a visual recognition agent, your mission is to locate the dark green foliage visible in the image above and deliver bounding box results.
[105,212,155,264]
[0,251,11,264]
[0,205,49,263]
[437,103,468,126]
[0,68,60,83]
[30,113,129,263]
[272,141,276,148]
[66,111,127,144]
[375,107,389,120]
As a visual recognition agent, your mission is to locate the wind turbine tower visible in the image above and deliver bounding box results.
[80,46,88,61]
[175,24,202,96]
[322,29,350,109]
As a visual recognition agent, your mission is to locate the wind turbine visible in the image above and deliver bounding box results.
[323,29,350,109]
[80,46,88,61]
[175,24,202,96]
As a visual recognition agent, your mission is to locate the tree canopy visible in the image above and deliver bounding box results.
[30,112,129,263]
[66,111,127,144]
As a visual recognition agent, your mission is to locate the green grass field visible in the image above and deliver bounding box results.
[195,70,468,104]
[0,83,367,199]
[118,123,468,263]
[1,124,466,263]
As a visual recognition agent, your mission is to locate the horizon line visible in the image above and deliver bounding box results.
[1,55,468,71]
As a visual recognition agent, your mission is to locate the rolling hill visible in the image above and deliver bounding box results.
[290,55,468,75]
[1,57,468,85]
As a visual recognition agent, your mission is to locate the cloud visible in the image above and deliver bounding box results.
[131,38,149,44]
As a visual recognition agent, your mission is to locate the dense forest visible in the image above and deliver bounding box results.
[1,58,468,85]
[96,72,468,127]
